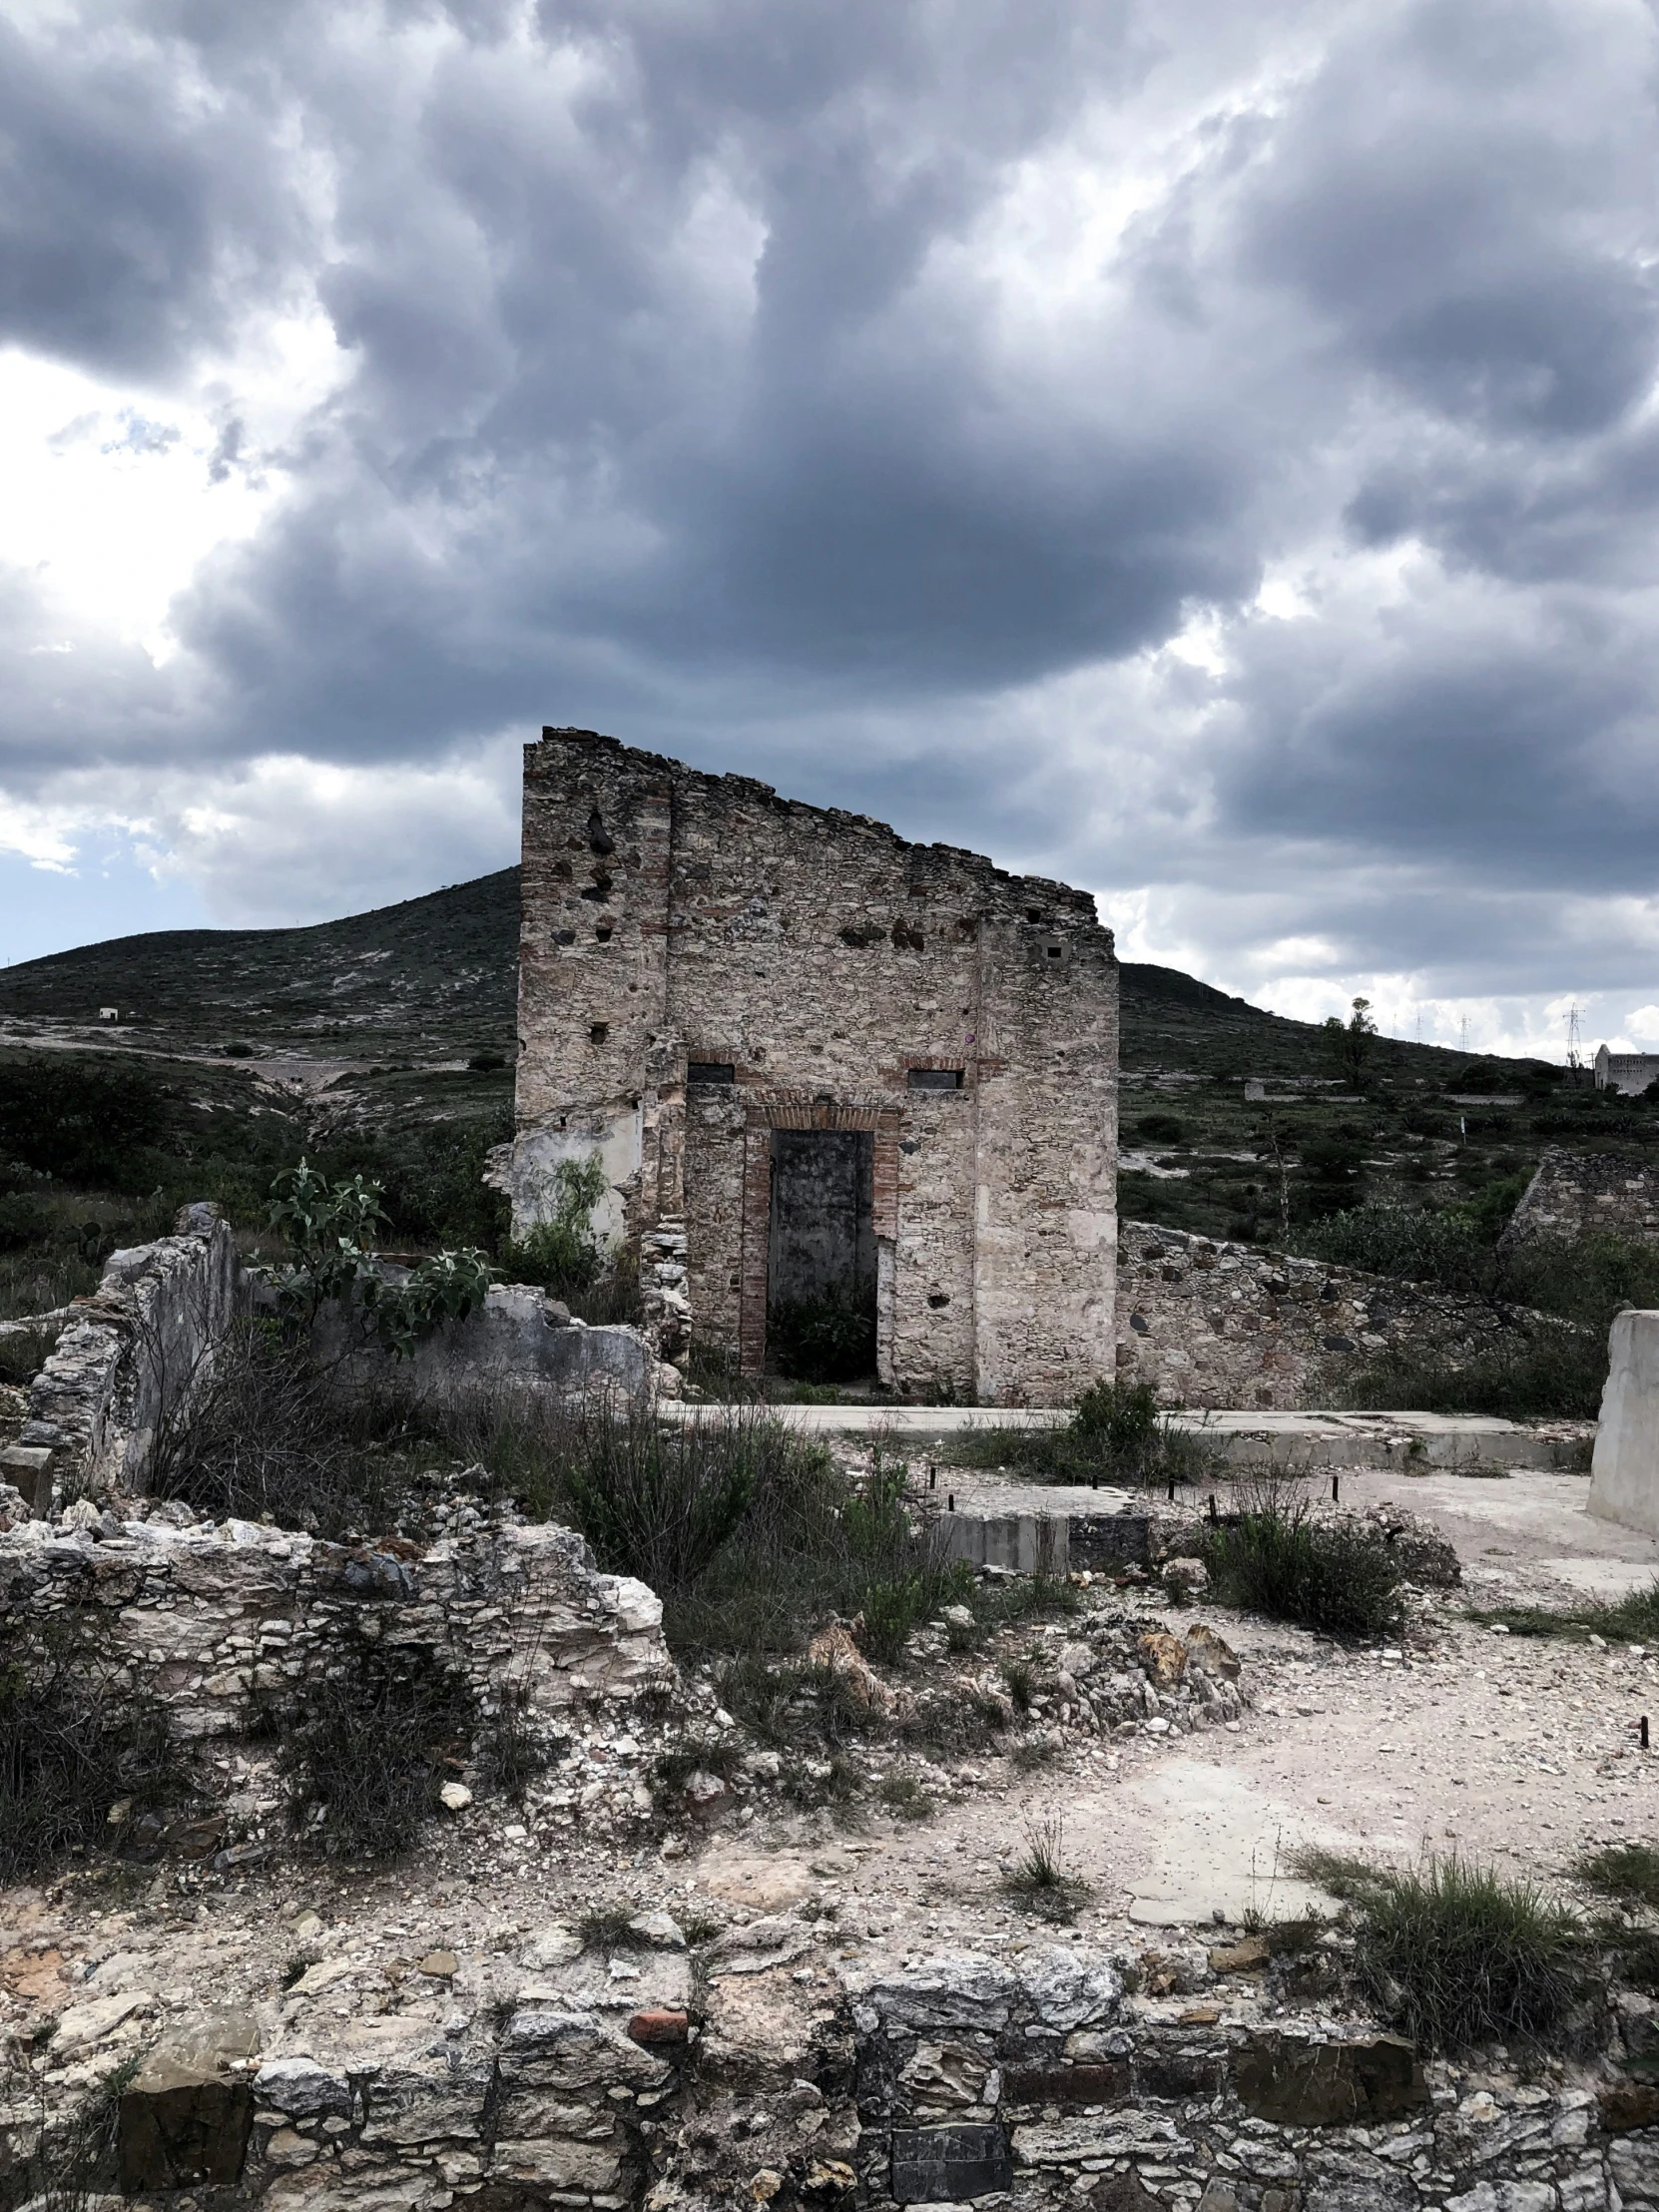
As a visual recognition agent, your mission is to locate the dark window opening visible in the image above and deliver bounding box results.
[594,924,613,941]
[590,1023,609,1044]
[767,1130,876,1383]
[688,1061,736,1085]
[908,1068,964,1091]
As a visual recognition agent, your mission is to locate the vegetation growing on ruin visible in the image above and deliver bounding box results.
[505,1153,612,1301]
[268,1624,481,1863]
[1294,1848,1582,2051]
[941,1379,1217,1487]
[1200,1484,1405,1640]
[0,1623,186,1881]
[767,1286,878,1384]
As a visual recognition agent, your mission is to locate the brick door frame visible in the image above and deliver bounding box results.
[736,1093,901,1379]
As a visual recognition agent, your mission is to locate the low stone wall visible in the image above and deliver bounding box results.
[11,1204,246,1509]
[1115,1221,1551,1411]
[0,1504,674,1745]
[1510,1146,1659,1247]
[24,1934,1659,2212]
[5,1206,670,1516]
[845,1945,1653,2211]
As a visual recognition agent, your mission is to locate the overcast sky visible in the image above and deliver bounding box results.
[4,0,1659,1058]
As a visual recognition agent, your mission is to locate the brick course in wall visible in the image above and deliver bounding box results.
[514,729,1119,1406]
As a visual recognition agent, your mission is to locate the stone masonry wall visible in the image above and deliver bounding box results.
[11,1203,245,1510]
[1509,1146,1659,1248]
[1115,1221,1562,1411]
[0,1504,674,1749]
[23,1932,1659,2212]
[514,728,1118,1406]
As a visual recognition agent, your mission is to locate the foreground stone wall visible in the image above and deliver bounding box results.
[1509,1146,1659,1248]
[0,1503,674,1745]
[515,728,1119,1405]
[1115,1221,1557,1411]
[16,1932,1659,2212]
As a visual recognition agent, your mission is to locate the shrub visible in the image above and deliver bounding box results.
[1202,1488,1404,1639]
[506,1154,611,1299]
[1344,1325,1606,1421]
[1301,1201,1490,1291]
[1577,1843,1659,1908]
[768,1287,877,1383]
[877,1773,937,1823]
[148,1318,401,1536]
[0,1055,169,1185]
[0,1627,185,1881]
[274,1627,475,1862]
[1002,1812,1091,1923]
[1297,1849,1580,2051]
[943,1382,1214,1489]
[557,1409,760,1594]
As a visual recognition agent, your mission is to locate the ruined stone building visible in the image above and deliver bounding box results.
[1595,1043,1659,1095]
[512,729,1118,1404]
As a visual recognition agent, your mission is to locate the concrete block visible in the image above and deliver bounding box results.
[937,1510,1067,1578]
[1589,1310,1659,1533]
[0,1443,53,1515]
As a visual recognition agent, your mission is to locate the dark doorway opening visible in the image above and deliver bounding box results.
[767,1130,877,1382]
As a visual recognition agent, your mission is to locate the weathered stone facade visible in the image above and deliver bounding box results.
[514,729,1119,1404]
[1115,1221,1567,1410]
[1509,1146,1659,1248]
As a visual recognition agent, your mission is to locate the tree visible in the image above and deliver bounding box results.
[1323,997,1379,1089]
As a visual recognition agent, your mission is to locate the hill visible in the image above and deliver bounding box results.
[2,867,1651,1258]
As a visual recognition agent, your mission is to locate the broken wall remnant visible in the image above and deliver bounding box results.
[17,1203,246,1509]
[514,728,1119,1404]
[1508,1145,1659,1248]
[1115,1220,1567,1410]
[12,1208,664,1515]
[1589,1309,1659,1535]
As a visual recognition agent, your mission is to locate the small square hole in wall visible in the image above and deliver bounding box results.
[1045,939,1064,960]
[590,1023,609,1044]
[689,1062,737,1085]
[595,924,613,941]
[908,1068,963,1091]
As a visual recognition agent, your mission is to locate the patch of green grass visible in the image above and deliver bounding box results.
[1002,1812,1091,1924]
[1202,1496,1404,1640]
[1577,1844,1659,1908]
[1000,1658,1037,1713]
[1468,1580,1659,1644]
[1292,1848,1580,2051]
[575,1905,643,1952]
[876,1774,937,1823]
[652,1734,744,1794]
[942,1382,1217,1489]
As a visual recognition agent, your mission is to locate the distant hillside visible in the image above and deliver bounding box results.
[0,870,520,1059]
[8,866,1637,1247]
[0,866,1501,1081]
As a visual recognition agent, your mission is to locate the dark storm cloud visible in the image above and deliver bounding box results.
[4,0,1659,1013]
[0,10,302,378]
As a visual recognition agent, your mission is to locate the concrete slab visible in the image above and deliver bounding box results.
[1114,1759,1334,1927]
[666,1399,1591,1471]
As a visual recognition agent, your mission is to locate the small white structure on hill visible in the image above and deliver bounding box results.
[1595,1043,1659,1095]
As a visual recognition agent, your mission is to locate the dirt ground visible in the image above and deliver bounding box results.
[8,1453,1659,2073]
